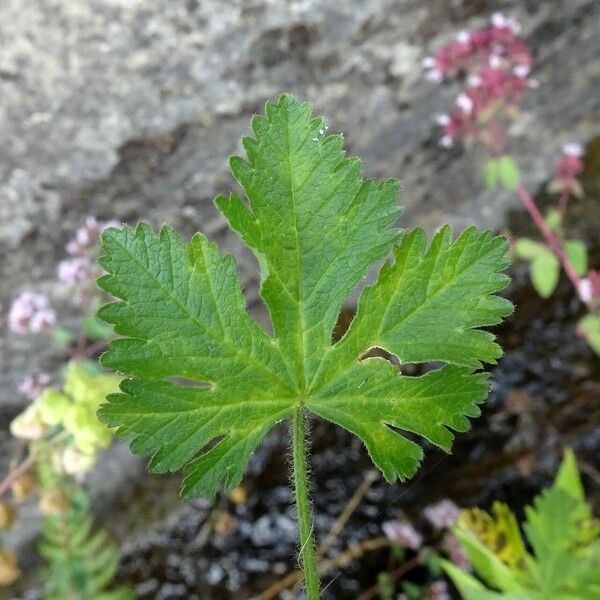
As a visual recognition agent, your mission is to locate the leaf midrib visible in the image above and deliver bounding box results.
[283,100,308,392]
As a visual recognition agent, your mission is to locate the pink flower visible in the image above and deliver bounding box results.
[578,272,600,303]
[589,271,600,298]
[425,14,533,150]
[7,292,56,334]
[29,309,56,333]
[58,257,93,285]
[18,373,51,400]
[66,217,120,256]
[563,142,583,157]
[456,30,471,45]
[382,520,423,550]
[456,93,474,115]
[513,64,530,78]
[443,532,471,570]
[425,580,451,600]
[423,499,460,529]
[554,151,584,181]
[491,12,521,35]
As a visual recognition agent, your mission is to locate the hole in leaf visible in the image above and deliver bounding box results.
[359,346,400,367]
[166,376,210,389]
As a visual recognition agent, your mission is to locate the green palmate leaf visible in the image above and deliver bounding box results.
[40,487,133,600]
[448,449,600,600]
[523,454,600,598]
[97,94,512,498]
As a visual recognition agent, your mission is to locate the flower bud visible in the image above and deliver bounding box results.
[382,520,423,549]
[10,473,36,502]
[0,549,20,586]
[61,447,96,476]
[0,503,16,530]
[40,489,70,516]
[10,407,46,441]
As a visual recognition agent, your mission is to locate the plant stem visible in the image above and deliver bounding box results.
[557,188,571,215]
[357,554,421,600]
[257,536,391,600]
[0,454,35,498]
[292,407,320,599]
[514,182,589,306]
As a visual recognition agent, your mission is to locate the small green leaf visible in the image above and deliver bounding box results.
[444,560,532,599]
[530,249,560,298]
[442,560,504,600]
[554,448,585,502]
[578,314,600,356]
[448,451,600,599]
[40,486,134,599]
[53,327,74,348]
[497,155,520,191]
[545,209,562,232]
[377,572,395,599]
[513,238,561,298]
[401,581,423,600]
[484,159,499,190]
[564,240,588,276]
[513,238,544,261]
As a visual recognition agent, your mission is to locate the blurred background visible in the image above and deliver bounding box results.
[0,1,598,599]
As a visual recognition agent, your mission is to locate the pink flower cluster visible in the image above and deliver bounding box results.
[578,270,600,305]
[423,499,460,529]
[7,292,56,334]
[65,216,119,257]
[424,13,534,149]
[553,143,584,192]
[58,256,93,286]
[425,580,451,600]
[18,373,51,400]
[382,520,423,550]
[58,217,119,291]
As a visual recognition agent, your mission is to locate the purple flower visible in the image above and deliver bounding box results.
[66,217,121,256]
[382,520,423,550]
[18,373,51,400]
[7,292,56,334]
[443,532,471,570]
[425,580,451,600]
[423,499,460,529]
[58,257,93,285]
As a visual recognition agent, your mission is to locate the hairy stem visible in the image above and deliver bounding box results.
[515,183,589,305]
[292,407,320,599]
[257,536,391,600]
